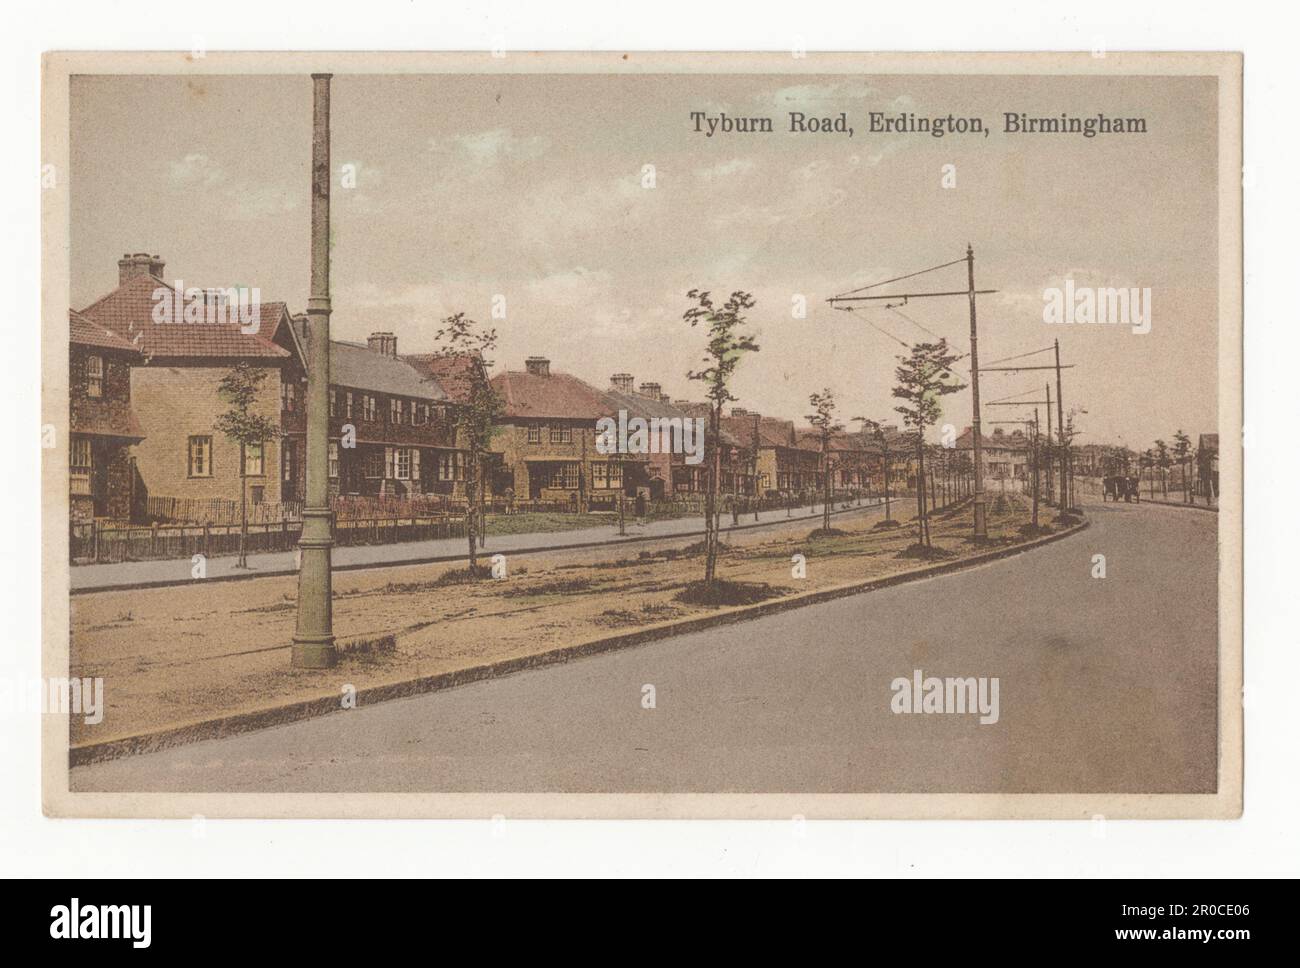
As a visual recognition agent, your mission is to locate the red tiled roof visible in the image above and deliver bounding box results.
[404,353,483,405]
[78,275,290,360]
[491,369,613,419]
[68,309,141,355]
[721,414,799,450]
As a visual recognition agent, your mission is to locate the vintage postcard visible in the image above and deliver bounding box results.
[40,51,1241,819]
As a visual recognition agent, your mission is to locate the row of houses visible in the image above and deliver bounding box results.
[68,252,1037,525]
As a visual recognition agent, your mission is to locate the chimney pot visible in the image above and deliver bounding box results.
[367,332,397,357]
[118,252,166,286]
[525,356,551,377]
[610,372,634,393]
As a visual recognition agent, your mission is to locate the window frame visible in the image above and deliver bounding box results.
[188,435,213,478]
[243,439,265,477]
[85,354,104,398]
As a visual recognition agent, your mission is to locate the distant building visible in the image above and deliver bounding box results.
[724,412,821,494]
[953,426,1031,491]
[307,330,467,500]
[491,357,635,508]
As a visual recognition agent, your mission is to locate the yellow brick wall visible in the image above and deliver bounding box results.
[129,363,285,504]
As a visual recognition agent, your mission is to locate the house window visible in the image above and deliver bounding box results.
[390,399,403,425]
[345,391,354,419]
[592,461,623,490]
[551,463,579,489]
[243,440,264,477]
[414,404,427,426]
[328,390,336,418]
[86,355,103,398]
[363,450,384,479]
[549,424,572,444]
[283,442,297,482]
[281,380,297,413]
[527,423,542,444]
[70,437,92,496]
[327,442,339,479]
[188,436,213,477]
[250,486,265,505]
[395,448,412,481]
[437,452,466,482]
[364,395,377,422]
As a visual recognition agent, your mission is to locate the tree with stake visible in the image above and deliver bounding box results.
[891,340,966,548]
[1155,439,1171,499]
[1173,430,1192,503]
[214,363,282,569]
[431,312,501,575]
[806,388,844,533]
[857,418,894,523]
[683,289,760,587]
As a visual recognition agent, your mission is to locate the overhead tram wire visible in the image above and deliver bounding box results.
[830,305,912,349]
[983,345,1056,367]
[985,387,1043,405]
[832,257,968,300]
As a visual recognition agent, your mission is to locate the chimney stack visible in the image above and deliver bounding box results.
[731,407,749,417]
[639,381,662,401]
[525,356,551,377]
[610,372,634,394]
[118,252,166,286]
[367,332,397,357]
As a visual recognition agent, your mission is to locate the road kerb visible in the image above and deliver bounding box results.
[69,516,1090,768]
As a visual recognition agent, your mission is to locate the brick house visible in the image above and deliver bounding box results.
[953,426,1031,491]
[312,330,467,499]
[602,374,716,500]
[78,254,303,513]
[402,349,492,498]
[490,357,641,509]
[720,411,822,495]
[68,309,146,522]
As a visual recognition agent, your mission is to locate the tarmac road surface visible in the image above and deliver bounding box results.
[72,498,1218,794]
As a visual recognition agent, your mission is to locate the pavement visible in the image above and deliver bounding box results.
[70,498,887,592]
[71,497,1218,794]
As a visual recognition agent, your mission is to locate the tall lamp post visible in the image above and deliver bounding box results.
[292,73,337,669]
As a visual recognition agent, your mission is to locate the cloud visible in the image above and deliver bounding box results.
[222,183,299,221]
[428,128,550,167]
[167,152,298,222]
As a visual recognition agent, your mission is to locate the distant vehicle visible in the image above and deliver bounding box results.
[1103,475,1142,503]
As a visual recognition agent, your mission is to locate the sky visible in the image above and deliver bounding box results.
[69,71,1220,450]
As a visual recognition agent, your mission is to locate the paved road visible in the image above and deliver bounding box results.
[71,498,885,592]
[72,498,1218,794]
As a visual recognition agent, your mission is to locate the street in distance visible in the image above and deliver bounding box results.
[689,111,1150,139]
